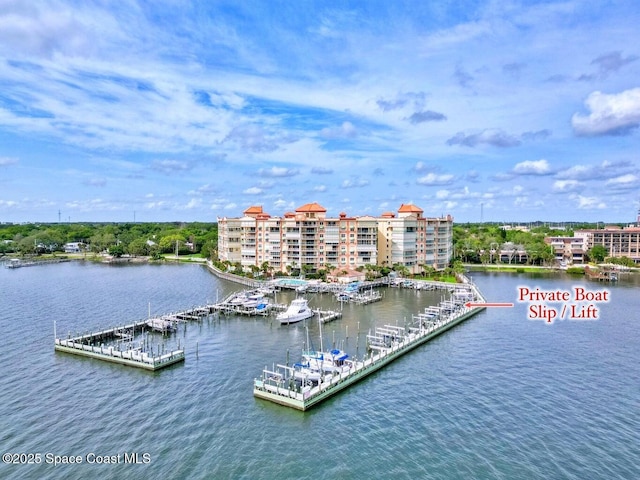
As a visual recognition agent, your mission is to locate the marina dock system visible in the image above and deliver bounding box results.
[53,304,215,370]
[54,320,185,371]
[254,281,486,411]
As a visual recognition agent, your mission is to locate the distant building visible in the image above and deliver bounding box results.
[500,225,530,232]
[499,242,529,264]
[543,210,640,264]
[574,226,640,264]
[63,242,86,253]
[544,237,586,264]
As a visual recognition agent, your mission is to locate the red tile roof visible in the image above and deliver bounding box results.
[398,203,423,213]
[295,202,327,213]
[243,206,263,215]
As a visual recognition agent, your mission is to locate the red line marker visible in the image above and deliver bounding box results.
[465,302,514,308]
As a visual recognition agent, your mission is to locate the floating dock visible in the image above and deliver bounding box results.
[53,303,216,370]
[254,283,485,410]
[345,290,382,305]
[316,309,343,324]
[54,320,184,371]
[209,290,285,316]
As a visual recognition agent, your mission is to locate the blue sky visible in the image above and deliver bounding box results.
[0,0,639,223]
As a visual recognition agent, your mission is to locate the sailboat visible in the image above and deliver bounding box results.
[302,311,351,374]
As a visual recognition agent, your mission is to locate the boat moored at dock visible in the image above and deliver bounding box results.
[277,298,314,325]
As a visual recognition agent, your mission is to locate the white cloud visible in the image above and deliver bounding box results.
[313,185,327,192]
[243,187,263,194]
[556,160,633,181]
[0,3,96,58]
[552,180,583,192]
[273,199,293,210]
[512,159,551,175]
[416,173,455,186]
[570,194,607,209]
[185,198,201,209]
[447,129,521,148]
[572,88,640,136]
[556,164,594,180]
[605,173,638,188]
[257,166,300,178]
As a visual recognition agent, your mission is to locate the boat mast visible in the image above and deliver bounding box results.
[318,310,323,353]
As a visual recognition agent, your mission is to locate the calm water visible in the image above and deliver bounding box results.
[0,262,638,479]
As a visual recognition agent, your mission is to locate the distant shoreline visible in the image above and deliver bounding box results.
[1,253,207,266]
[465,264,639,274]
[3,254,638,275]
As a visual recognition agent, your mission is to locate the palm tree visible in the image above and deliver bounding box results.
[260,261,271,278]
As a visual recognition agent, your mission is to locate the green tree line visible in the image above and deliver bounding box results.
[453,223,559,265]
[0,222,218,259]
[452,222,634,266]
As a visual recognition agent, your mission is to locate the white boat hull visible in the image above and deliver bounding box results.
[278,310,313,325]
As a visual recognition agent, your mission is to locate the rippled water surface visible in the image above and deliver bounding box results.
[1,262,638,479]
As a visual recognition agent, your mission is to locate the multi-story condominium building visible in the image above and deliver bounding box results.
[217,202,454,273]
[377,204,453,273]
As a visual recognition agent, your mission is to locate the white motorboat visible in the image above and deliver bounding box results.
[242,292,266,308]
[277,298,314,325]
